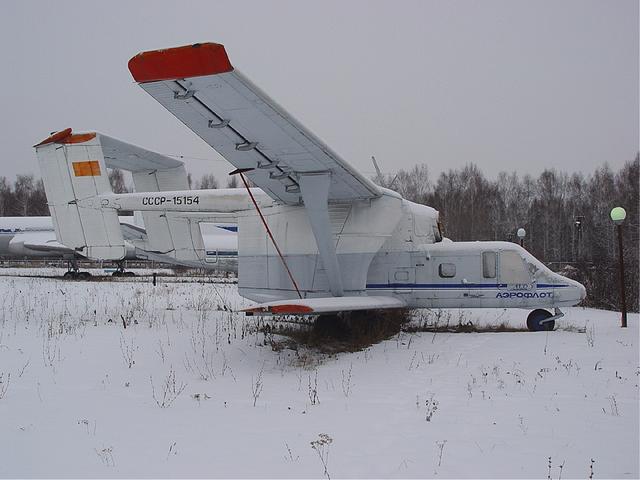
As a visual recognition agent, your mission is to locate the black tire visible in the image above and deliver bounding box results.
[63,271,75,279]
[112,271,122,277]
[124,271,136,277]
[78,272,91,280]
[527,309,555,332]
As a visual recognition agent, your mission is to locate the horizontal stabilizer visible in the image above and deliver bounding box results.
[242,296,406,316]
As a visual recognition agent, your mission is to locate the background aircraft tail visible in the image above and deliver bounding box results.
[34,129,126,260]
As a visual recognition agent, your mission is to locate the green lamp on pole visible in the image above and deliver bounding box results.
[610,206,627,328]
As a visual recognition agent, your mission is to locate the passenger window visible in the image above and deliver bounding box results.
[439,263,456,278]
[482,252,496,278]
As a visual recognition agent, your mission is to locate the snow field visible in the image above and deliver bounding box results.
[0,274,637,478]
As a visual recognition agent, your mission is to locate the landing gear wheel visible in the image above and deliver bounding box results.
[527,309,555,332]
[63,271,90,280]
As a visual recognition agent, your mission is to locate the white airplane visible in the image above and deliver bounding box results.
[0,215,237,277]
[0,215,140,278]
[35,42,586,330]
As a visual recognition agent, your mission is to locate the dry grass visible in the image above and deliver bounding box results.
[261,309,413,353]
[261,308,537,354]
[404,320,529,334]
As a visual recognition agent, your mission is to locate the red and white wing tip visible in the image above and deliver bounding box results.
[128,43,234,83]
[243,304,315,315]
[241,296,407,316]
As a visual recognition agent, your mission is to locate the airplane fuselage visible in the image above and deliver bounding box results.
[364,241,585,309]
[71,185,585,310]
[0,217,76,259]
[0,216,238,271]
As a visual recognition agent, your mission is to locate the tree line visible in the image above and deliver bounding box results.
[1,158,637,311]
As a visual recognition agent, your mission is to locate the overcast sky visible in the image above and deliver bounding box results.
[1,0,637,184]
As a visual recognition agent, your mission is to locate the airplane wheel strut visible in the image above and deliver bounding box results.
[112,262,135,277]
[527,309,555,332]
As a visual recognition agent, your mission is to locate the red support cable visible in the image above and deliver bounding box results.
[239,173,302,299]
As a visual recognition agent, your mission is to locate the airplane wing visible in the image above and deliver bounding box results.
[242,296,406,316]
[128,43,382,205]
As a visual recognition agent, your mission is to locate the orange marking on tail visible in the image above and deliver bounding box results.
[72,161,101,177]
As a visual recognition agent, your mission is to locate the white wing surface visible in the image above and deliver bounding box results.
[128,43,381,205]
[242,296,406,316]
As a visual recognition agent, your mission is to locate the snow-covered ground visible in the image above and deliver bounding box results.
[0,272,637,478]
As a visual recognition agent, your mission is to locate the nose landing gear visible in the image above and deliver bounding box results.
[526,307,564,331]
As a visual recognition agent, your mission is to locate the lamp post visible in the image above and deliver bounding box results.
[517,228,526,248]
[610,207,627,328]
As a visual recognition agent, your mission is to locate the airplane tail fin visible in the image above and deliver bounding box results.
[34,129,126,260]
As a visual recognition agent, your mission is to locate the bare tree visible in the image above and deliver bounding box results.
[196,173,218,190]
[29,179,49,215]
[14,174,35,216]
[0,176,12,216]
[227,175,239,189]
[108,168,129,194]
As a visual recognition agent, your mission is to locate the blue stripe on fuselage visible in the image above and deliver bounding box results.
[365,283,570,289]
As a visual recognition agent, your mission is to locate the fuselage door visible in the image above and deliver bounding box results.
[389,267,415,294]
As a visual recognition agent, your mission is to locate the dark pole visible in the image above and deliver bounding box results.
[519,238,524,248]
[616,224,627,328]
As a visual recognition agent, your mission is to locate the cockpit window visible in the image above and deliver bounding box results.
[482,252,496,278]
[433,224,442,242]
[500,251,532,284]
